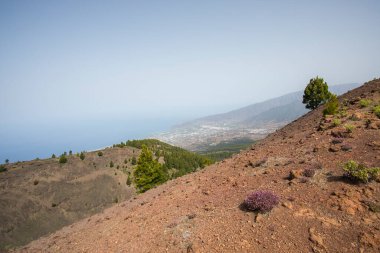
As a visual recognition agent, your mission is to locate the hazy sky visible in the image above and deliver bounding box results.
[1,0,380,124]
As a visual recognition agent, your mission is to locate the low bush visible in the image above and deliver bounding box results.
[343,160,380,183]
[332,119,341,127]
[359,99,372,108]
[244,190,279,213]
[79,152,85,160]
[110,161,114,168]
[373,105,380,118]
[344,124,355,133]
[0,165,7,173]
[59,155,67,164]
[97,151,103,157]
[323,95,339,116]
[126,176,132,186]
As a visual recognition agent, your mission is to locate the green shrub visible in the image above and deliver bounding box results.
[97,151,103,157]
[59,155,67,164]
[359,99,372,108]
[126,176,132,186]
[110,161,114,168]
[323,95,339,116]
[131,156,137,165]
[51,154,56,159]
[79,152,85,160]
[343,160,380,183]
[344,124,355,133]
[332,118,341,127]
[0,165,7,173]
[373,105,380,118]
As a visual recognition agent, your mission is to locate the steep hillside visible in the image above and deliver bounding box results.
[0,140,212,251]
[156,83,360,150]
[16,79,380,253]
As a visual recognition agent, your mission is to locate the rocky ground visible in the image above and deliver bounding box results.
[15,79,380,253]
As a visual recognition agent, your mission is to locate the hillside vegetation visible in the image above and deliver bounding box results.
[125,139,213,179]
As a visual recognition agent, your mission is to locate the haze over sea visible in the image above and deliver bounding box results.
[1,1,379,163]
[0,117,177,162]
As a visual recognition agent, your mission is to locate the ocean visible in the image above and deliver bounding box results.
[0,117,181,163]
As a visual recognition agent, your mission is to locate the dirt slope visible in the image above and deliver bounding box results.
[17,79,380,253]
[0,147,139,250]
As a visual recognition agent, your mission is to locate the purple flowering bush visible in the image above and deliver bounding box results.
[244,190,279,212]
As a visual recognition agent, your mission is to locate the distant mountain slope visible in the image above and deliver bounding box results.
[156,83,360,150]
[183,83,360,127]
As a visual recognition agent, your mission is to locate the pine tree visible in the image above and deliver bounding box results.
[302,76,333,110]
[133,145,167,192]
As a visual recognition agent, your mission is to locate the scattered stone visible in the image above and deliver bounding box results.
[331,131,349,138]
[328,146,339,152]
[281,201,293,209]
[341,145,352,152]
[309,227,325,250]
[249,158,267,168]
[289,169,303,180]
[187,214,197,219]
[255,213,264,223]
[331,138,344,144]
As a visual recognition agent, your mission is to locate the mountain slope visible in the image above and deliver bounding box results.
[0,140,212,250]
[18,79,380,253]
[157,83,360,150]
[188,83,359,127]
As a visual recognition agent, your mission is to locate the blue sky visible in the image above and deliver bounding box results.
[1,0,380,123]
[0,1,380,161]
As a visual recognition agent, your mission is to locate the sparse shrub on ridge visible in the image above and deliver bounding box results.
[51,154,56,159]
[332,118,341,127]
[97,151,103,157]
[126,176,132,186]
[323,95,339,116]
[0,165,7,173]
[343,160,380,183]
[359,99,372,108]
[373,105,380,118]
[79,152,85,160]
[131,156,137,165]
[244,190,279,213]
[344,124,355,133]
[59,154,67,164]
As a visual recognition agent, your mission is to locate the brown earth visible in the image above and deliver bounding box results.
[14,79,380,252]
[0,147,139,250]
